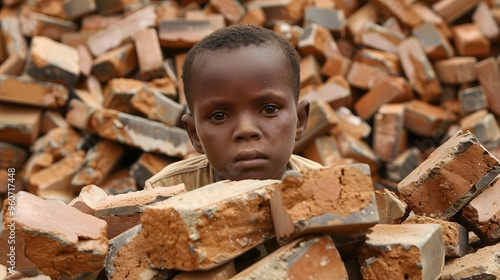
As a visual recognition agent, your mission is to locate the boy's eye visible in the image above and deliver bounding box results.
[210,112,226,121]
[261,105,279,115]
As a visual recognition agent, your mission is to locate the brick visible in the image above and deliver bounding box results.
[86,5,157,57]
[31,127,83,159]
[413,22,454,61]
[105,225,174,279]
[2,191,108,279]
[374,189,408,224]
[175,52,187,104]
[348,62,389,91]
[134,28,166,81]
[250,0,304,27]
[210,0,245,24]
[330,107,371,140]
[336,131,381,173]
[63,0,97,19]
[81,14,123,31]
[344,3,377,37]
[301,77,351,109]
[297,23,340,61]
[19,7,78,41]
[24,0,68,19]
[0,17,27,75]
[273,21,304,47]
[0,104,42,146]
[475,57,500,118]
[460,110,500,145]
[91,42,138,83]
[271,164,378,243]
[435,57,477,85]
[185,10,226,31]
[101,168,138,195]
[386,147,425,182]
[354,76,413,120]
[28,150,85,199]
[355,22,405,54]
[158,19,213,48]
[0,74,69,108]
[95,0,125,15]
[129,152,176,189]
[403,215,468,258]
[403,100,457,138]
[432,0,481,23]
[441,243,500,279]
[147,76,178,101]
[232,235,347,279]
[299,54,322,88]
[459,175,500,244]
[320,54,351,77]
[302,135,342,167]
[26,36,80,89]
[371,0,422,28]
[71,140,124,188]
[398,130,500,219]
[238,5,265,26]
[398,37,442,102]
[66,90,102,131]
[174,260,236,279]
[141,179,279,270]
[103,78,144,114]
[60,30,95,48]
[458,86,488,115]
[452,23,490,57]
[19,152,54,188]
[0,225,37,274]
[353,48,401,75]
[304,6,344,35]
[413,2,452,39]
[373,104,407,162]
[473,1,500,41]
[0,142,27,169]
[358,224,444,280]
[293,99,338,153]
[90,108,190,158]
[130,85,185,126]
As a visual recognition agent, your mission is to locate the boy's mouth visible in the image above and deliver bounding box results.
[232,150,268,169]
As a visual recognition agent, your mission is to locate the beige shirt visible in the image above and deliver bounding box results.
[145,154,323,191]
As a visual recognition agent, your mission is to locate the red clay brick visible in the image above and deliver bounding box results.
[403,100,457,138]
[353,48,401,75]
[373,104,407,162]
[452,23,490,57]
[302,135,342,167]
[346,61,389,90]
[355,22,405,54]
[336,131,380,173]
[432,0,481,23]
[91,42,138,83]
[158,19,213,48]
[321,55,351,78]
[130,85,185,126]
[297,23,340,61]
[0,104,42,146]
[475,57,500,118]
[441,243,500,279]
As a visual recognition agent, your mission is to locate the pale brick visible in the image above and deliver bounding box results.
[355,22,405,54]
[374,189,408,224]
[458,86,488,115]
[30,127,83,160]
[0,104,42,146]
[472,1,500,41]
[304,6,344,35]
[460,110,500,145]
[271,164,378,243]
[373,104,407,162]
[358,224,444,280]
[330,107,371,140]
[398,130,500,219]
[158,19,213,48]
[134,28,166,81]
[0,17,27,75]
[432,0,481,23]
[413,21,454,61]
[441,243,500,279]
[141,179,279,270]
[475,57,500,118]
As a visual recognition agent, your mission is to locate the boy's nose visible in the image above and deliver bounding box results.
[233,116,261,141]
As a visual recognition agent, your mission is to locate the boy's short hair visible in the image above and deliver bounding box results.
[182,24,301,108]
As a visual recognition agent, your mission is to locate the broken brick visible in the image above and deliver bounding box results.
[346,61,389,90]
[441,243,500,279]
[299,54,322,88]
[64,0,97,20]
[0,142,27,169]
[452,23,490,57]
[475,57,500,118]
[91,42,138,83]
[403,100,457,138]
[19,7,78,41]
[301,77,352,110]
[472,1,500,41]
[460,110,500,145]
[130,85,185,126]
[134,28,166,81]
[355,22,405,54]
[297,23,340,62]
[158,19,213,48]
[373,104,407,162]
[458,86,488,116]
[336,131,381,173]
[210,0,245,25]
[353,48,401,75]
[374,189,408,224]
[130,152,176,189]
[385,147,425,182]
[302,135,342,167]
[320,54,351,78]
[0,17,27,75]
[413,22,454,61]
[330,107,371,140]
[371,0,422,28]
[0,104,42,146]
[174,259,236,279]
[432,0,481,23]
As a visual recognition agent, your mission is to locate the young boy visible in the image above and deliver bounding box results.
[145,24,322,191]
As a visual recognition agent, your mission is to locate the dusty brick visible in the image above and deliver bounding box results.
[358,224,444,280]
[60,30,95,48]
[337,131,380,173]
[330,107,371,140]
[210,0,245,24]
[398,36,442,102]
[19,152,54,188]
[2,191,108,279]
[458,86,488,116]
[90,108,190,158]
[102,78,144,114]
[371,0,422,28]
[293,99,338,153]
[346,61,389,90]
[297,23,340,61]
[413,2,452,38]
[0,74,69,109]
[23,0,68,19]
[81,14,123,31]
[66,90,102,131]
[26,36,80,89]
[344,3,377,37]
[0,142,27,169]
[30,127,83,160]
[413,22,454,61]
[432,0,480,23]
[250,0,304,27]
[475,57,500,118]
[373,104,407,162]
[174,260,236,279]
[441,243,500,279]
[353,48,401,75]
[147,76,178,100]
[130,85,185,126]
[459,175,500,244]
[403,215,468,258]
[158,19,213,48]
[374,189,408,224]
[472,1,500,41]
[130,153,176,189]
[134,28,166,81]
[452,23,490,57]
[185,10,226,31]
[0,17,27,75]
[91,42,138,83]
[398,130,500,219]
[353,76,413,120]
[301,77,351,109]
[271,164,378,243]
[386,147,425,182]
[19,8,77,41]
[71,140,124,188]
[86,5,157,57]
[299,54,322,88]
[238,5,265,26]
[141,179,279,271]
[76,45,92,77]
[232,236,347,279]
[304,6,344,36]
[321,54,351,78]
[63,0,96,19]
[403,100,457,138]
[302,135,342,167]
[355,22,405,54]
[460,110,500,145]
[101,168,138,195]
[0,104,42,146]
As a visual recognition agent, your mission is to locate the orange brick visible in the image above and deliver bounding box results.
[60,30,95,48]
[19,6,77,41]
[373,104,407,162]
[452,23,490,57]
[80,14,123,31]
[147,76,178,101]
[66,90,102,131]
[91,42,138,83]
[403,100,457,138]
[441,243,500,279]
[460,110,500,145]
[63,0,96,19]
[301,77,352,109]
[19,152,54,188]
[297,23,340,61]
[271,164,378,243]
[398,130,500,219]
[346,61,389,90]
[0,142,27,169]
[355,22,405,54]
[239,5,266,26]
[129,153,176,189]
[158,19,213,48]
[330,106,371,140]
[475,57,500,118]
[130,85,185,126]
[103,78,144,115]
[432,0,481,23]
[251,0,304,27]
[0,104,42,146]
[344,3,377,37]
[299,54,322,88]
[353,48,401,75]
[413,2,452,39]
[413,22,454,61]
[31,127,83,160]
[24,0,68,18]
[133,28,166,81]
[210,0,245,24]
[434,57,477,85]
[321,54,352,77]
[303,135,342,166]
[371,0,422,28]
[336,131,380,173]
[273,21,304,47]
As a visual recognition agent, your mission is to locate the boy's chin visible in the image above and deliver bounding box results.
[219,170,281,182]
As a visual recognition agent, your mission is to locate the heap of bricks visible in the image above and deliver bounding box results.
[1,0,500,279]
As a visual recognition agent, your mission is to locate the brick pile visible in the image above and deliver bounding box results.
[1,0,500,279]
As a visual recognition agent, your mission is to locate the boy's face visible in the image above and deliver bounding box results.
[182,45,309,181]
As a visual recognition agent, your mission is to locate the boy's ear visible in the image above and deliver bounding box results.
[181,113,205,154]
[295,99,310,141]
